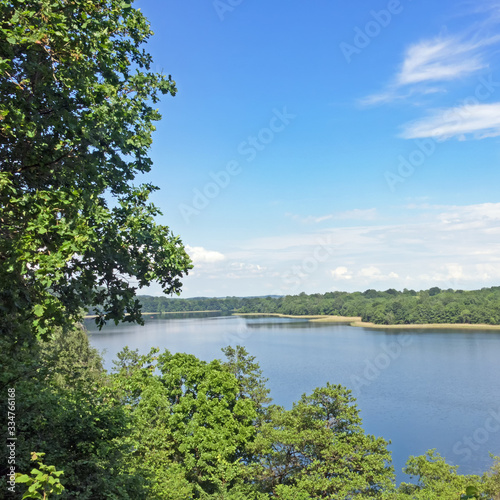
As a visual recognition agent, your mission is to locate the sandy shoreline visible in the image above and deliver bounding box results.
[233,313,500,330]
[233,313,359,322]
[84,311,500,330]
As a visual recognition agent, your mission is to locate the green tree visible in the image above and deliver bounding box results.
[396,450,486,500]
[221,345,272,414]
[1,326,147,499]
[249,383,394,498]
[112,347,260,498]
[0,0,192,341]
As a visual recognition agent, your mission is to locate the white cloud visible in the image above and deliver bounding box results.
[226,262,268,279]
[438,202,500,222]
[397,36,488,86]
[331,266,353,280]
[358,267,399,280]
[174,202,500,297]
[358,266,382,278]
[362,28,500,105]
[401,102,500,140]
[418,263,464,282]
[185,245,226,264]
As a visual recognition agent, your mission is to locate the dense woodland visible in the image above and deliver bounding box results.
[137,286,500,325]
[1,1,499,498]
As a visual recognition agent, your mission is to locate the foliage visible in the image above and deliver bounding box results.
[108,346,400,498]
[0,0,192,341]
[15,452,64,499]
[0,326,147,499]
[111,346,260,498]
[249,383,394,498]
[39,324,104,389]
[394,450,500,500]
[221,345,272,416]
[483,456,500,500]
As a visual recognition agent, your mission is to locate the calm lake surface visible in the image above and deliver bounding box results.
[86,314,500,482]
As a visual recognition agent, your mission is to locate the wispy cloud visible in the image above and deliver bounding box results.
[287,208,377,225]
[400,102,500,139]
[397,36,489,86]
[362,30,500,105]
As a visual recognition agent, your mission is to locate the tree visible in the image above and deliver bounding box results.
[396,450,488,500]
[0,325,147,499]
[0,0,192,340]
[249,383,394,498]
[111,347,261,499]
[221,345,272,414]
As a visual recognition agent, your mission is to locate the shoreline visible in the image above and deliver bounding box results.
[234,313,360,322]
[84,311,500,330]
[233,313,500,330]
[84,310,221,319]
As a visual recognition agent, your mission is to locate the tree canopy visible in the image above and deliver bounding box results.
[0,0,191,340]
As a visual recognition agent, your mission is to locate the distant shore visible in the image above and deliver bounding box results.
[84,311,500,330]
[85,310,221,319]
[234,313,360,322]
[233,313,500,330]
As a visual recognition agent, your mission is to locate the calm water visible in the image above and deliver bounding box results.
[86,315,500,482]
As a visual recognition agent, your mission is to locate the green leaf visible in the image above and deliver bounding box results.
[33,305,44,317]
[15,474,31,484]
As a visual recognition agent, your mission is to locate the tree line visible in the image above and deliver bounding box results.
[137,286,500,325]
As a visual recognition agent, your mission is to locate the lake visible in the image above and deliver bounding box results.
[86,314,500,483]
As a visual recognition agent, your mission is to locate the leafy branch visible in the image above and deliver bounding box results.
[15,452,64,499]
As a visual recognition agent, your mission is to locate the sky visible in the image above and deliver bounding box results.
[133,0,500,298]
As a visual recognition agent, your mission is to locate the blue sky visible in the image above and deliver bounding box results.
[134,0,500,297]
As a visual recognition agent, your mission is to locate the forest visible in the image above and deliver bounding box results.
[137,286,500,326]
[1,0,499,498]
